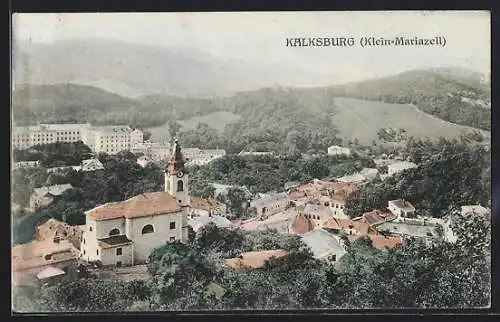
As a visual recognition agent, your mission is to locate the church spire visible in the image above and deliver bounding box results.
[166,139,186,175]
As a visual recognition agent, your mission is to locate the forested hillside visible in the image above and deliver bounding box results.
[328,69,491,130]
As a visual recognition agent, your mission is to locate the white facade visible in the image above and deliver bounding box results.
[327,145,351,156]
[92,126,133,155]
[388,199,416,217]
[183,148,226,166]
[165,169,190,207]
[387,161,417,176]
[12,123,92,149]
[12,123,140,155]
[130,129,144,147]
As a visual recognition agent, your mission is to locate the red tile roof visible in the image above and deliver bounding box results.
[362,210,397,226]
[224,249,288,269]
[368,234,403,250]
[12,239,77,271]
[191,197,220,212]
[88,191,181,221]
[98,235,133,249]
[291,214,315,235]
[323,218,372,235]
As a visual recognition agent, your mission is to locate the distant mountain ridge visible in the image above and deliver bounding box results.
[12,38,340,97]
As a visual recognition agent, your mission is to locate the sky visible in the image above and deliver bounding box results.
[12,11,490,83]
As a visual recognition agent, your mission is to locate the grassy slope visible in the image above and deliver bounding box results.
[146,111,241,141]
[332,97,489,145]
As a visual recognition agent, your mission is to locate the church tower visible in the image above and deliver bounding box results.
[165,139,190,208]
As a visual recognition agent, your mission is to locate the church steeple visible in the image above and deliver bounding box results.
[164,139,190,207]
[166,139,187,175]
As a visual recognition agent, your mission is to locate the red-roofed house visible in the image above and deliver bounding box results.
[223,249,288,269]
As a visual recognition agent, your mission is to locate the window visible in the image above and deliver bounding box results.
[177,180,184,192]
[83,250,86,255]
[83,238,85,245]
[116,261,122,268]
[89,226,93,232]
[330,254,337,262]
[97,249,99,255]
[116,248,122,256]
[44,254,52,261]
[170,222,176,229]
[142,224,154,234]
[170,236,176,242]
[109,228,120,236]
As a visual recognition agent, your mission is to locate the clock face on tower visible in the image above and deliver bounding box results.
[177,171,184,178]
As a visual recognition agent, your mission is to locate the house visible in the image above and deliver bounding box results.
[210,183,252,200]
[189,197,223,216]
[79,140,191,267]
[387,161,417,176]
[250,192,290,218]
[183,148,226,166]
[302,204,334,227]
[327,145,351,156]
[284,181,301,191]
[12,239,79,287]
[460,205,490,217]
[366,234,403,251]
[322,217,374,236]
[376,221,441,244]
[36,218,84,249]
[290,213,316,235]
[188,214,232,232]
[136,155,151,168]
[336,172,367,184]
[13,160,41,169]
[329,182,360,218]
[360,168,379,181]
[80,158,104,172]
[223,249,288,269]
[252,209,299,234]
[388,199,416,218]
[204,282,227,300]
[29,184,73,211]
[238,151,274,157]
[300,229,347,263]
[130,129,144,147]
[361,210,398,226]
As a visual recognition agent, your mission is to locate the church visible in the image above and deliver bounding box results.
[79,140,191,267]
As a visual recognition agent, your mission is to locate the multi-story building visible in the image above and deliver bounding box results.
[12,123,92,149]
[92,126,134,155]
[183,148,226,166]
[12,123,144,155]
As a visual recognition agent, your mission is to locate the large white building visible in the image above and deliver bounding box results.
[12,123,144,155]
[183,148,226,166]
[327,145,351,156]
[80,140,190,267]
[12,123,92,150]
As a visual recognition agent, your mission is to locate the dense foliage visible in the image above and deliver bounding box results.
[344,138,491,218]
[13,141,93,167]
[13,212,490,311]
[189,154,375,196]
[13,84,225,128]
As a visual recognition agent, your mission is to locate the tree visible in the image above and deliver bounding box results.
[168,121,181,140]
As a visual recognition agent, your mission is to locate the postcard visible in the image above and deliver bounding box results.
[11,11,491,312]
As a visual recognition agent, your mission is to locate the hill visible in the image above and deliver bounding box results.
[12,84,228,128]
[331,97,489,145]
[12,38,339,97]
[328,69,491,130]
[12,83,487,154]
